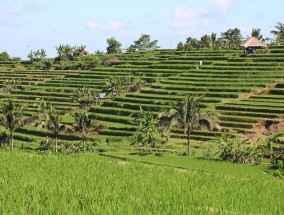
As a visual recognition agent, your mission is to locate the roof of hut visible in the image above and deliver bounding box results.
[105,57,123,64]
[240,37,267,48]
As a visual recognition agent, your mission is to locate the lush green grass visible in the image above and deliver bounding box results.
[0,151,283,214]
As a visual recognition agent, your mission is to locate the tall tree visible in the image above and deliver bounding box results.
[73,111,105,153]
[34,49,40,60]
[55,44,74,60]
[106,37,122,54]
[0,100,24,151]
[0,52,10,61]
[176,42,184,51]
[185,37,201,50]
[200,34,211,48]
[158,94,219,156]
[221,28,242,49]
[27,50,34,61]
[270,22,284,42]
[210,32,218,50]
[47,110,62,153]
[35,98,52,121]
[39,49,47,60]
[131,34,159,51]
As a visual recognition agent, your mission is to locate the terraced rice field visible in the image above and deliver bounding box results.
[1,46,284,147]
[1,152,283,214]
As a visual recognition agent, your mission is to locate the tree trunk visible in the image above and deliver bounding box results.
[187,130,190,156]
[270,143,274,165]
[83,139,85,153]
[55,134,58,154]
[10,129,14,152]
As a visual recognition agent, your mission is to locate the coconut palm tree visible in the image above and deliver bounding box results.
[210,32,217,50]
[39,49,47,60]
[0,99,24,151]
[39,99,52,121]
[27,50,34,61]
[200,34,211,48]
[251,28,263,40]
[270,22,284,42]
[55,44,73,60]
[158,94,219,156]
[73,111,106,153]
[47,110,62,153]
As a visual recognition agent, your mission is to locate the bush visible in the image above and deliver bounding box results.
[211,132,263,164]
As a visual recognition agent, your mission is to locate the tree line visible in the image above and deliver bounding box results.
[1,22,283,61]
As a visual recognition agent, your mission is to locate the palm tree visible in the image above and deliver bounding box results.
[47,110,62,153]
[250,28,269,42]
[251,28,263,40]
[158,94,219,156]
[270,22,284,42]
[27,50,34,61]
[210,32,217,50]
[55,44,73,60]
[73,111,106,153]
[34,50,40,61]
[0,99,24,151]
[176,42,184,51]
[200,34,211,48]
[39,49,47,60]
[41,99,53,121]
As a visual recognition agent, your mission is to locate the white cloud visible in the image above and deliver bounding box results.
[86,20,124,31]
[173,6,207,21]
[172,19,197,28]
[143,14,159,26]
[171,5,208,28]
[213,0,232,14]
[0,1,48,27]
[85,20,97,30]
[171,0,237,29]
[100,21,124,31]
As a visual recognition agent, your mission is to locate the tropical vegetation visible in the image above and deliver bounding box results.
[1,22,284,213]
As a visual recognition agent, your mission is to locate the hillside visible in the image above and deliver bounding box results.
[1,45,284,148]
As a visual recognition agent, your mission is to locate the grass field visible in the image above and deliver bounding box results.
[0,151,283,214]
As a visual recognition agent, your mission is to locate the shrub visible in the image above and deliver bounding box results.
[211,132,263,164]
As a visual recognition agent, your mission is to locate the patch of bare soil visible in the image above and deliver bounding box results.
[241,118,284,142]
[117,161,129,166]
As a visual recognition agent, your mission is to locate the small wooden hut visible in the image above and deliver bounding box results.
[105,58,124,66]
[240,37,267,54]
[72,50,88,57]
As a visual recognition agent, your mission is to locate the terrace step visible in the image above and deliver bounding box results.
[216,104,284,114]
[216,110,278,119]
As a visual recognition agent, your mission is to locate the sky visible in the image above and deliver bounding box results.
[0,0,283,59]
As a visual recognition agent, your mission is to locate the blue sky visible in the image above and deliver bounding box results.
[0,0,283,58]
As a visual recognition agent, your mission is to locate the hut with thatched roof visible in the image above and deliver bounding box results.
[240,37,267,54]
[72,50,88,57]
[105,57,124,66]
